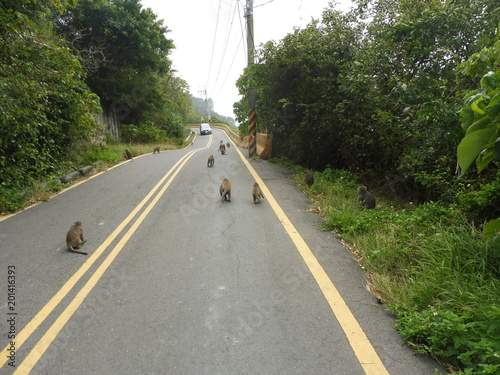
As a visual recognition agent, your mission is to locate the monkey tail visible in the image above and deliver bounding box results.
[68,246,88,255]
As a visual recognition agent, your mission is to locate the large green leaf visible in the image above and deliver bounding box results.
[477,148,496,172]
[459,105,476,130]
[465,116,491,135]
[486,91,500,120]
[457,127,497,175]
[483,218,500,238]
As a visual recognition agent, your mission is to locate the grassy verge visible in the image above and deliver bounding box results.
[0,136,193,214]
[277,161,500,375]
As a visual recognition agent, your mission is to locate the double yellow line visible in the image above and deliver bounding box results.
[4,134,389,374]
[1,142,208,374]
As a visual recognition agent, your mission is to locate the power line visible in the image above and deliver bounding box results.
[205,0,223,90]
[214,28,245,98]
[210,0,239,94]
[209,0,248,103]
[254,0,275,8]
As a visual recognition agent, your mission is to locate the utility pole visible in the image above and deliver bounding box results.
[198,89,211,123]
[246,0,256,157]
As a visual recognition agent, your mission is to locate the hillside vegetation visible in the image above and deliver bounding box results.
[235,1,499,221]
[1,0,196,212]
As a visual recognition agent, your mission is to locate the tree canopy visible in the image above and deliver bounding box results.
[0,0,192,210]
[236,0,500,203]
[0,0,100,208]
[55,0,180,125]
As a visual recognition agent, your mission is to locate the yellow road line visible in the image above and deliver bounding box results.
[234,147,389,375]
[14,148,201,374]
[1,143,208,370]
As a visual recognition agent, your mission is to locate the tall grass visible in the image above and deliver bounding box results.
[285,164,500,374]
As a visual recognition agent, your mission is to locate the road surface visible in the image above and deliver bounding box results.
[0,128,446,374]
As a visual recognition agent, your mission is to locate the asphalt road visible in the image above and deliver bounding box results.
[0,128,446,374]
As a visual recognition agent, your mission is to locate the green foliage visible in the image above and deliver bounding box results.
[119,122,166,144]
[0,2,100,209]
[395,306,500,374]
[0,183,32,213]
[237,12,358,168]
[456,170,500,223]
[457,50,500,175]
[0,0,192,211]
[456,24,500,237]
[55,0,184,126]
[237,0,500,204]
[483,218,500,238]
[305,165,500,374]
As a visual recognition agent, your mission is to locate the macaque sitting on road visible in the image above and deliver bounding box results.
[66,221,88,255]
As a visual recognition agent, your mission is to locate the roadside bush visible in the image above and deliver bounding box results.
[0,5,100,211]
[395,305,500,374]
[119,122,167,143]
[286,161,500,374]
[0,183,31,212]
[456,171,500,224]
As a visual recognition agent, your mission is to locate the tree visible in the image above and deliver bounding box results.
[338,0,500,198]
[457,23,500,237]
[0,0,101,210]
[236,0,499,202]
[236,11,358,168]
[55,0,175,125]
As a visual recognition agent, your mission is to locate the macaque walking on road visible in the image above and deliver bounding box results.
[252,182,265,204]
[218,143,226,155]
[220,179,231,202]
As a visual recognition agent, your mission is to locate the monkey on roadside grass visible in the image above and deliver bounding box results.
[207,155,214,167]
[125,149,133,160]
[304,171,314,187]
[66,221,88,255]
[153,146,160,154]
[252,182,265,204]
[357,186,376,209]
[220,178,231,202]
[218,143,226,155]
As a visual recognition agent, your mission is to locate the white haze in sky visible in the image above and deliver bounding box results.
[140,0,354,120]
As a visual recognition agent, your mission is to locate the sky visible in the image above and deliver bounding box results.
[139,0,354,120]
